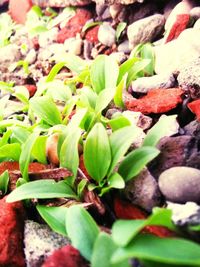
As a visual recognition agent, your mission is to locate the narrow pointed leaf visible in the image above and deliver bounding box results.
[6,180,77,202]
[118,146,160,181]
[66,205,100,261]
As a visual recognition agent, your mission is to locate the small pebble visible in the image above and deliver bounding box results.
[98,22,116,47]
[159,166,200,203]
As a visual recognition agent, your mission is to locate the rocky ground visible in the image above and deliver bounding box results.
[1,0,200,266]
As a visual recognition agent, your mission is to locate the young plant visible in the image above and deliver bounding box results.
[83,123,159,195]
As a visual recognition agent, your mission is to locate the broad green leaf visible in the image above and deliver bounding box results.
[143,115,178,147]
[116,22,127,42]
[19,131,40,181]
[60,127,82,182]
[11,127,31,144]
[0,129,12,147]
[78,87,97,110]
[118,146,160,181]
[37,205,68,236]
[6,179,77,202]
[114,75,126,108]
[46,81,72,102]
[32,135,47,164]
[108,126,141,176]
[77,179,88,198]
[66,205,100,261]
[0,170,9,194]
[140,43,155,76]
[95,88,115,114]
[126,59,150,87]
[118,57,139,84]
[30,96,62,126]
[0,95,9,120]
[112,208,176,247]
[82,21,102,33]
[109,116,131,132]
[13,86,30,104]
[112,234,200,266]
[84,123,111,182]
[91,232,130,267]
[99,172,125,196]
[90,55,119,94]
[0,143,21,161]
[46,62,66,82]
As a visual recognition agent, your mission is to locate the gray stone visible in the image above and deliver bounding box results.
[124,169,161,212]
[32,0,91,7]
[167,201,200,226]
[64,38,83,56]
[93,0,144,4]
[0,44,20,64]
[118,40,131,54]
[158,167,200,203]
[177,57,200,99]
[150,135,194,178]
[24,220,70,267]
[128,14,165,49]
[154,28,200,74]
[131,73,176,94]
[129,2,158,24]
[194,18,200,29]
[190,7,200,20]
[98,23,116,47]
[184,120,200,137]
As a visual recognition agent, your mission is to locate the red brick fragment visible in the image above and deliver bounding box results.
[85,25,99,43]
[0,161,48,175]
[165,14,190,43]
[114,198,175,237]
[114,198,147,219]
[126,88,184,114]
[0,196,25,267]
[42,245,88,267]
[25,84,37,97]
[9,0,33,24]
[57,9,92,43]
[188,99,200,120]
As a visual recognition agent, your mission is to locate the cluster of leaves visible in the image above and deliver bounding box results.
[13,204,199,267]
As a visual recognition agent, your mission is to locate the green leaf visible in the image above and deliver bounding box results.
[32,135,47,164]
[19,131,40,181]
[116,22,127,42]
[118,146,160,181]
[60,127,82,182]
[90,55,119,94]
[126,59,151,87]
[112,234,200,266]
[112,208,176,247]
[82,21,102,33]
[6,179,77,202]
[0,143,21,161]
[108,126,141,176]
[0,170,9,194]
[95,88,115,114]
[84,123,111,182]
[30,96,62,126]
[99,172,125,196]
[109,116,131,132]
[37,205,68,236]
[46,62,66,82]
[143,115,178,147]
[91,232,130,267]
[66,205,100,261]
[0,129,12,147]
[77,179,88,198]
[11,127,30,144]
[114,75,126,108]
[140,43,155,76]
[46,81,72,102]
[0,95,10,120]
[118,57,139,85]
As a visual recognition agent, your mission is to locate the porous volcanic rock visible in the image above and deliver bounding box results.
[0,196,25,267]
